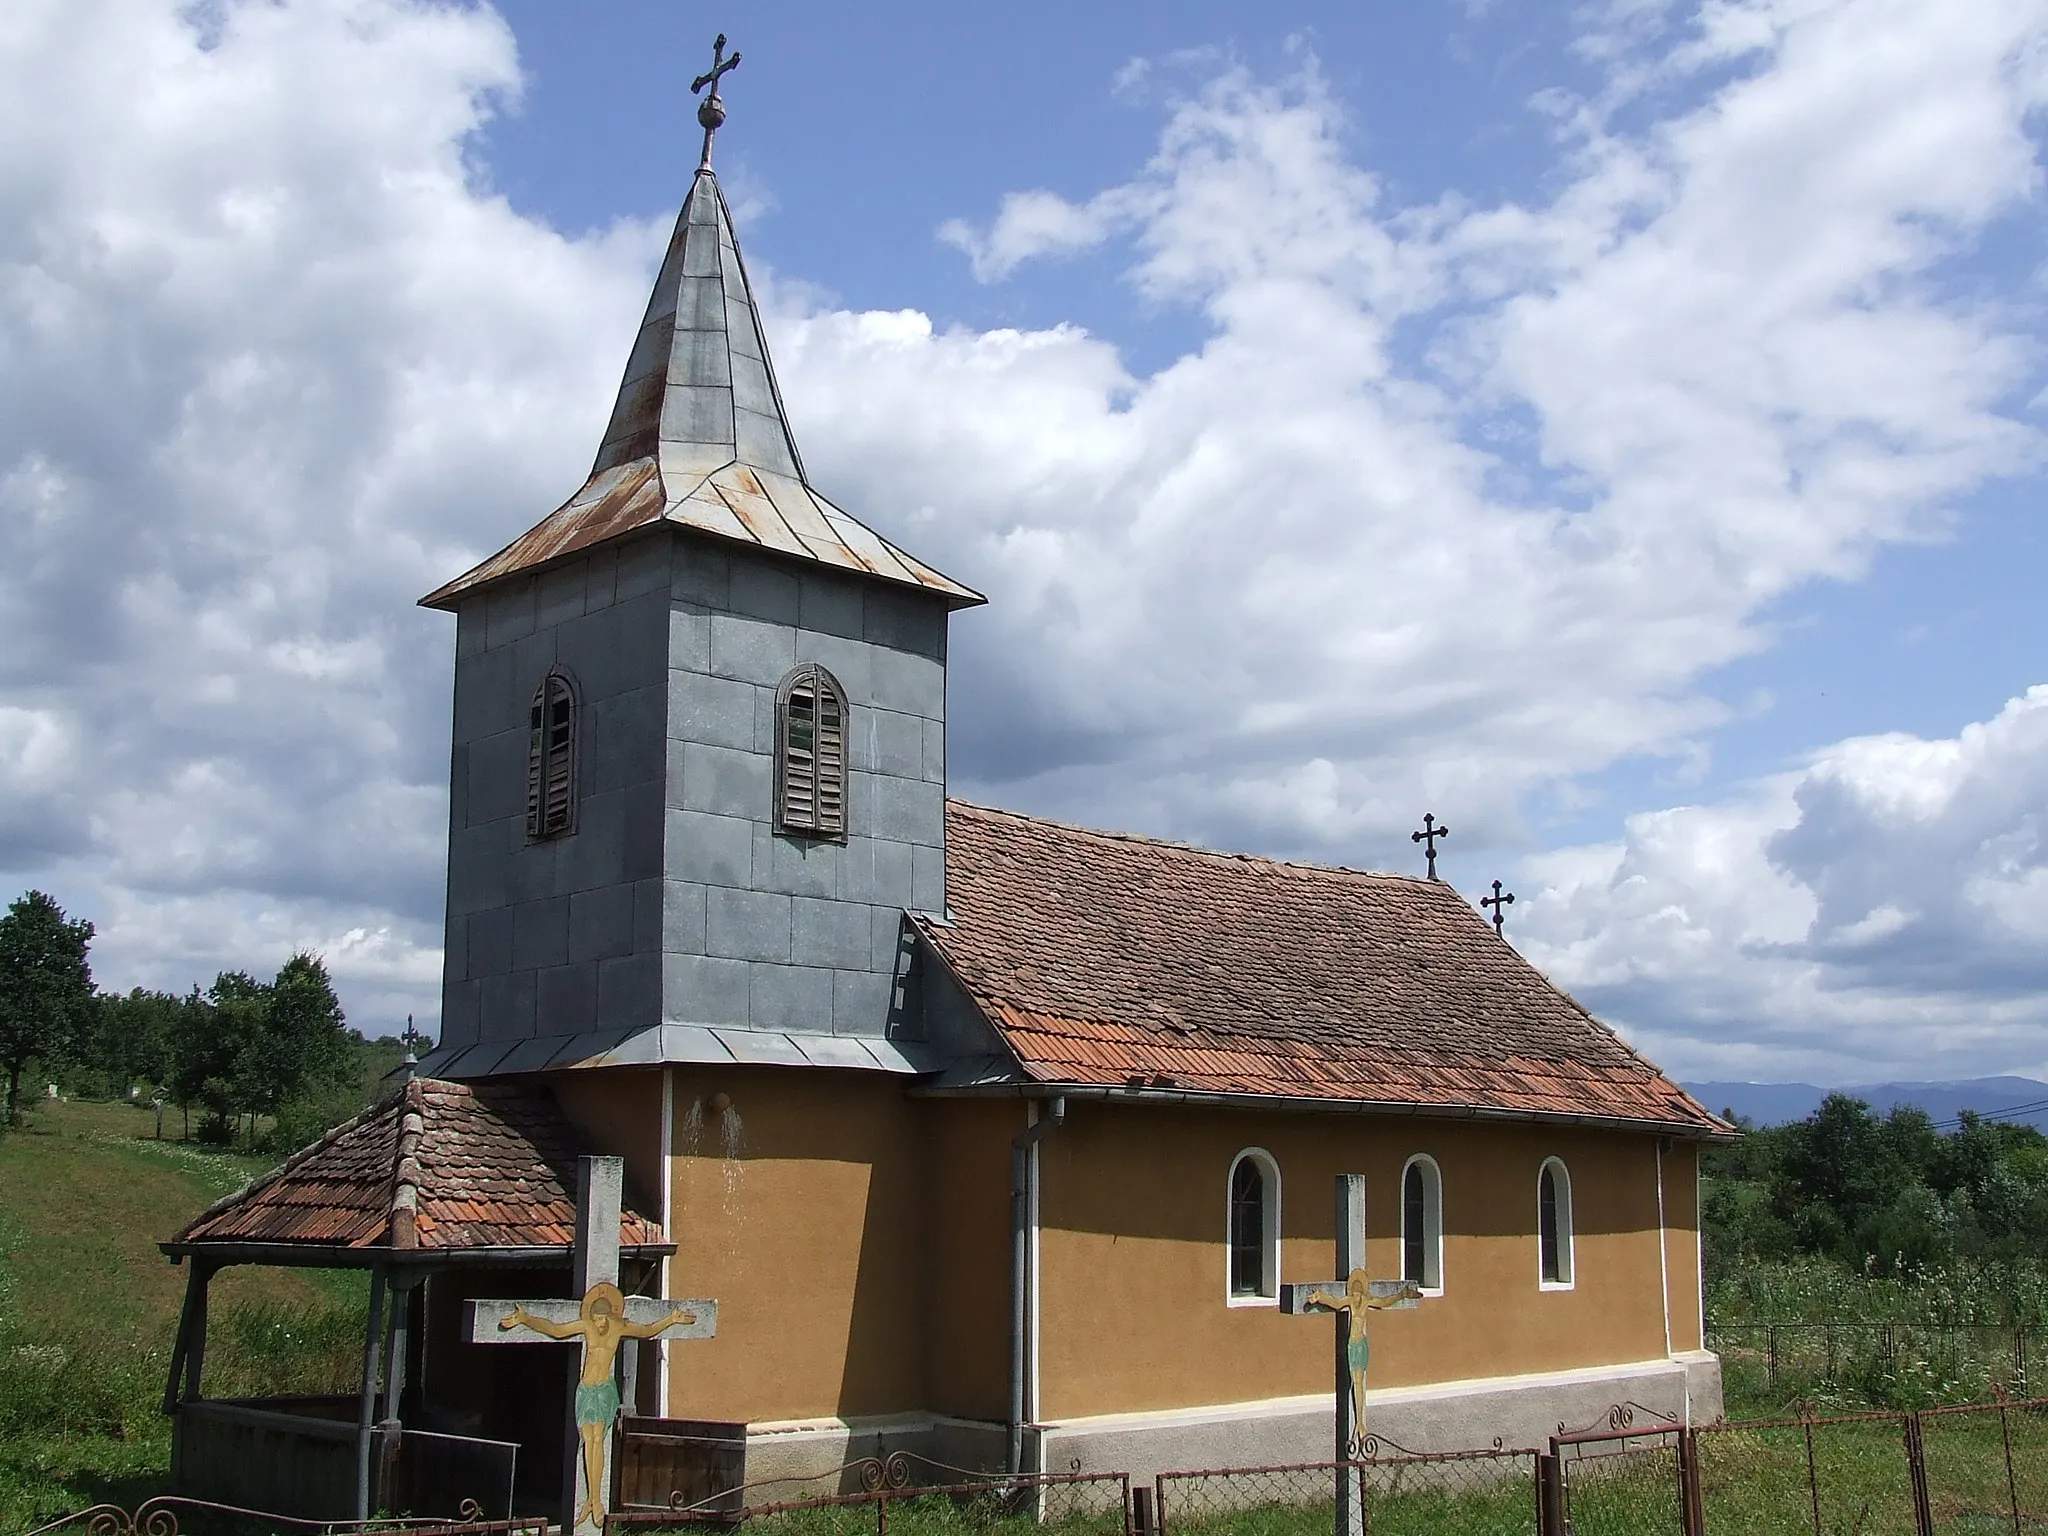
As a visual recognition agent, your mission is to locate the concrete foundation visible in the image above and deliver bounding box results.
[736,1351,1723,1489]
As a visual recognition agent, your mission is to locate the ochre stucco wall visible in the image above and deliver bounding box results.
[540,1068,1704,1429]
[552,1067,666,1221]
[923,1096,1025,1421]
[1035,1102,1696,1421]
[1663,1140,1704,1353]
[656,1065,933,1424]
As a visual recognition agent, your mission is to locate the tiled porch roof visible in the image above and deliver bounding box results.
[168,1077,666,1254]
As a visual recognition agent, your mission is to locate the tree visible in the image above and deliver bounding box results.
[83,987,185,1095]
[172,972,266,1140]
[0,890,96,1125]
[254,952,352,1115]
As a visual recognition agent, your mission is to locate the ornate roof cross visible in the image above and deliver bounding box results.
[1410,813,1450,880]
[692,33,742,171]
[1481,879,1516,936]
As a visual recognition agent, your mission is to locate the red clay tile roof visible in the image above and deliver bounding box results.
[169,1078,666,1253]
[920,801,1727,1137]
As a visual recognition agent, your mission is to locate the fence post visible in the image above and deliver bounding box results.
[1536,1452,1565,1536]
[1678,1428,1705,1536]
[1905,1413,1934,1536]
[1768,1325,1779,1386]
[2000,1403,2021,1536]
[1131,1483,1155,1536]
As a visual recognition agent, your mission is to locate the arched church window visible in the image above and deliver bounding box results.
[526,669,578,841]
[776,664,848,838]
[1401,1154,1443,1294]
[1539,1157,1574,1288]
[1226,1148,1281,1304]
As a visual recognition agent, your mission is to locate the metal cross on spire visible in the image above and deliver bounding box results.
[1410,813,1450,880]
[692,33,742,171]
[1481,879,1516,936]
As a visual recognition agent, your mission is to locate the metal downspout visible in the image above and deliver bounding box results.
[1009,1095,1066,1476]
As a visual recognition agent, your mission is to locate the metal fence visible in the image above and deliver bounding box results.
[1550,1396,2048,1534]
[19,1495,548,1536]
[603,1451,1130,1534]
[1152,1441,1540,1534]
[1709,1319,2044,1400]
[28,1402,2048,1536]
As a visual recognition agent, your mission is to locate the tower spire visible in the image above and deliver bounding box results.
[420,36,983,615]
[692,33,741,172]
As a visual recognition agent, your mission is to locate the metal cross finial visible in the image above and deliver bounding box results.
[401,1013,422,1064]
[692,33,742,171]
[1481,879,1516,936]
[1411,813,1451,880]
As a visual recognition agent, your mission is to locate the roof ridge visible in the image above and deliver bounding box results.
[388,1076,427,1250]
[943,796,1439,887]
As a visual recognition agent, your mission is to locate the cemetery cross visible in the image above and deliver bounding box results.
[464,1156,716,1536]
[1281,1173,1420,1536]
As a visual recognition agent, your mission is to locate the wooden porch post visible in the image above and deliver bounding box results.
[161,1259,214,1414]
[354,1265,389,1522]
[184,1260,213,1402]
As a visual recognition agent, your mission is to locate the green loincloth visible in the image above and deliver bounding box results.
[1348,1335,1370,1374]
[575,1378,621,1428]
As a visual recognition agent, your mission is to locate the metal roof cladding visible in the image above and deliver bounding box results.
[421,155,983,612]
[916,801,1732,1139]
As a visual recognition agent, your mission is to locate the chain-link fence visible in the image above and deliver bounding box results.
[1695,1409,1920,1533]
[1553,1426,1685,1536]
[604,1461,1130,1536]
[1153,1445,1538,1534]
[1709,1320,2043,1403]
[1918,1398,2048,1531]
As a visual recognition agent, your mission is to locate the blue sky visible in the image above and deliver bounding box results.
[2,0,2046,1084]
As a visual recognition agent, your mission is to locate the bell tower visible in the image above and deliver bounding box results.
[418,47,983,1079]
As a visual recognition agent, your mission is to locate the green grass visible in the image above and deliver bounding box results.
[0,1100,367,1533]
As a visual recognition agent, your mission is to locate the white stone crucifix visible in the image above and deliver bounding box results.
[1280,1174,1419,1536]
[464,1156,715,1536]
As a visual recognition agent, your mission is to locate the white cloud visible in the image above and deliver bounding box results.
[0,0,664,1030]
[2,0,2046,1075]
[792,1,2048,870]
[1519,687,2048,1082]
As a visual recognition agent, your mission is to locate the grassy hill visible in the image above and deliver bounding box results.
[0,1100,367,1531]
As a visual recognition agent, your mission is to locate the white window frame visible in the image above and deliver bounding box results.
[1225,1147,1282,1307]
[1400,1153,1445,1297]
[1538,1156,1575,1291]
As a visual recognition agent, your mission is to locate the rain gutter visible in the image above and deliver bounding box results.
[918,1080,1733,1143]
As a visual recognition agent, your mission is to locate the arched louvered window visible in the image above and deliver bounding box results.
[776,664,848,838]
[526,670,577,841]
[1226,1148,1281,1303]
[1401,1154,1443,1295]
[1539,1158,1574,1289]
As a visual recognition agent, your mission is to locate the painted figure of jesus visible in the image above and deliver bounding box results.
[1295,1269,1421,1450]
[503,1282,697,1527]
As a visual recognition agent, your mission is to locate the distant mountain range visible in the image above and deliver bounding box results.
[1682,1077,2048,1132]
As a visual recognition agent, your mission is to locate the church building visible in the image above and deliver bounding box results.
[166,62,1727,1513]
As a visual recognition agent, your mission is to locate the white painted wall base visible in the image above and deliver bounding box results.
[733,1352,1724,1490]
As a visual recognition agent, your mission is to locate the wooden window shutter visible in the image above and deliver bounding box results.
[526,671,577,841]
[777,665,848,837]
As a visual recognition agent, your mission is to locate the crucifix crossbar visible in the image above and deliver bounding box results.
[1280,1175,1420,1536]
[464,1157,715,1536]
